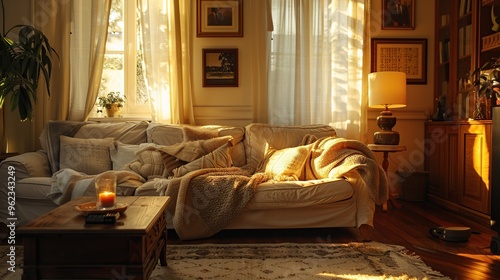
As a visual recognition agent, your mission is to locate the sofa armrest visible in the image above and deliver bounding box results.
[0,151,52,179]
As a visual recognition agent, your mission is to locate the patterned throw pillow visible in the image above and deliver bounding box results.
[59,135,114,175]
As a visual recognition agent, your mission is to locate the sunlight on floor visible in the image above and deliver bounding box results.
[317,272,419,279]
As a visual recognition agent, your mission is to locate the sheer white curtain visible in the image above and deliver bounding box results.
[138,0,195,124]
[269,0,369,140]
[70,0,112,121]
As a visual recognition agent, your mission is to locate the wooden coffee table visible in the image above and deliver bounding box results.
[18,196,170,280]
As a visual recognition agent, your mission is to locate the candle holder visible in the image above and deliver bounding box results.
[95,174,117,210]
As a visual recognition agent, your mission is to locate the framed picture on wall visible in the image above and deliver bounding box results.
[381,0,415,30]
[371,38,427,84]
[202,48,239,87]
[197,0,243,37]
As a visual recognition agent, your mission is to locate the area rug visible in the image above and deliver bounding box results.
[1,242,449,279]
[150,242,450,280]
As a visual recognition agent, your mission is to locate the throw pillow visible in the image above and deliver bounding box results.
[59,135,114,175]
[160,151,187,178]
[172,141,233,178]
[110,141,141,170]
[257,143,313,181]
[157,136,233,162]
[123,146,165,180]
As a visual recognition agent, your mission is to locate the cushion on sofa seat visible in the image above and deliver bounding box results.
[246,178,353,210]
[257,143,313,181]
[14,177,53,200]
[59,136,114,175]
[244,123,337,172]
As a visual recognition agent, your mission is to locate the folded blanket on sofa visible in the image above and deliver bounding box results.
[154,167,268,240]
[304,136,388,205]
[47,169,145,205]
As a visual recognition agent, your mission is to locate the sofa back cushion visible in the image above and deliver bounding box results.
[244,123,336,172]
[74,121,148,144]
[147,123,246,167]
[40,121,149,173]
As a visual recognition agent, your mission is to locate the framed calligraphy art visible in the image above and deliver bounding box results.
[371,38,427,84]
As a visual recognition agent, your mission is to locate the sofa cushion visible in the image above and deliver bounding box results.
[257,144,312,181]
[244,123,337,172]
[40,121,148,173]
[39,121,90,173]
[123,144,164,180]
[147,123,246,167]
[74,121,149,144]
[110,142,141,170]
[172,142,233,178]
[247,178,353,209]
[59,136,114,175]
[160,151,187,177]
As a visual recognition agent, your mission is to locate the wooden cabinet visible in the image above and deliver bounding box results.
[425,121,492,225]
[435,0,500,119]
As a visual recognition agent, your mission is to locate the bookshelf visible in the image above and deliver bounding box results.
[435,0,500,120]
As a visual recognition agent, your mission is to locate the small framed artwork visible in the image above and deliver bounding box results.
[371,38,427,84]
[202,48,238,87]
[381,0,415,30]
[197,0,243,37]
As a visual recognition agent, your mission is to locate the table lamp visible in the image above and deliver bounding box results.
[368,71,407,145]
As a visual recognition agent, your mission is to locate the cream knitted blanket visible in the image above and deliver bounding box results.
[155,167,268,240]
[303,136,388,205]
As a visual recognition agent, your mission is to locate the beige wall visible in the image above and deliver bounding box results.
[192,0,255,126]
[4,0,436,196]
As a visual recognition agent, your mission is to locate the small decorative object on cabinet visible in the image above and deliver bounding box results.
[467,57,500,119]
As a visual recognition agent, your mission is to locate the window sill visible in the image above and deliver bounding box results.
[88,116,152,123]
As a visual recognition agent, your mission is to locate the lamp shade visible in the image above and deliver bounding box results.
[368,72,407,109]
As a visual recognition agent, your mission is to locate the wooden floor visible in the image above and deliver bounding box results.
[168,200,500,280]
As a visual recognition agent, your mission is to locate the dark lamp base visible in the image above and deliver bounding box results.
[374,131,400,145]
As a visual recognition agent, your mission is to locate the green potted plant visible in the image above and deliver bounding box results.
[0,0,58,121]
[97,91,126,117]
[468,57,500,120]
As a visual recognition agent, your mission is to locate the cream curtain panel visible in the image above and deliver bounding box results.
[70,0,112,121]
[138,0,195,124]
[268,0,369,140]
[28,0,72,151]
[33,0,109,123]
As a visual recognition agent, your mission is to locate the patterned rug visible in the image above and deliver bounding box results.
[1,242,450,279]
[150,242,450,279]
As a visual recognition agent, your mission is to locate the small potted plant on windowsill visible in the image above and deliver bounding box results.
[97,91,126,117]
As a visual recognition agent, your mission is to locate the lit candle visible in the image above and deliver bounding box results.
[99,191,116,208]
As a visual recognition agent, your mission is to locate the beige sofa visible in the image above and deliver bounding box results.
[0,121,387,240]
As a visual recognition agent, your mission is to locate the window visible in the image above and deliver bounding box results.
[97,0,150,117]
